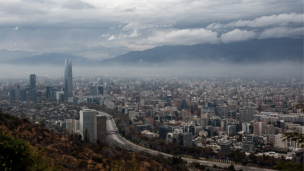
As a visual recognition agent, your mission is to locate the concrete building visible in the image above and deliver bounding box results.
[242,122,251,133]
[274,134,288,149]
[31,89,36,101]
[220,140,231,155]
[228,125,236,135]
[94,115,107,142]
[242,141,255,153]
[9,90,15,101]
[239,106,254,122]
[159,125,171,140]
[65,119,75,133]
[221,119,228,131]
[74,120,80,133]
[137,124,150,131]
[257,122,266,136]
[178,133,193,147]
[80,109,98,142]
[20,90,26,101]
[266,125,275,135]
[90,86,98,96]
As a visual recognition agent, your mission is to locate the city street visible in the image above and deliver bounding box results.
[102,112,275,171]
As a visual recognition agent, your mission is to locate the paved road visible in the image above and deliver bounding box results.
[101,112,274,171]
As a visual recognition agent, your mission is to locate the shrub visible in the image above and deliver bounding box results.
[242,159,248,166]
[0,132,35,171]
[0,132,56,171]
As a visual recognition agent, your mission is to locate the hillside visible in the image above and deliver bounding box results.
[101,38,303,66]
[0,110,189,171]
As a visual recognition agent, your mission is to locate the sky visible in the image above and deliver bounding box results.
[0,0,303,60]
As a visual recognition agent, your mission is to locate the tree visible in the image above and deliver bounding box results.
[227,164,235,171]
[242,159,248,166]
[39,119,46,127]
[249,153,257,162]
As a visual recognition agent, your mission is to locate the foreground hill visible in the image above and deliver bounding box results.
[101,38,303,66]
[0,110,189,171]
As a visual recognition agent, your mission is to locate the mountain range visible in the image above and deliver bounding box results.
[3,38,303,66]
[102,38,303,66]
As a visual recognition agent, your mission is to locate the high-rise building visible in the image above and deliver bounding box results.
[20,90,26,101]
[228,125,236,135]
[31,89,36,101]
[64,59,73,102]
[80,109,98,142]
[239,106,254,122]
[242,122,251,133]
[94,115,107,142]
[242,141,255,153]
[9,90,15,101]
[50,88,57,99]
[89,86,98,96]
[257,122,266,136]
[220,140,231,155]
[228,110,237,119]
[178,133,193,147]
[159,125,171,140]
[29,74,36,90]
[221,119,228,131]
[98,86,104,95]
[66,119,75,133]
[46,86,52,98]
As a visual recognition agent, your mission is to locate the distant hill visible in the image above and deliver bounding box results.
[4,53,99,66]
[101,38,303,66]
[0,49,36,62]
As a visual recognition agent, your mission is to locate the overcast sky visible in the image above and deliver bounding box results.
[0,0,303,60]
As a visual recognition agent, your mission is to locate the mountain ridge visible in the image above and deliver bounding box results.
[101,38,303,66]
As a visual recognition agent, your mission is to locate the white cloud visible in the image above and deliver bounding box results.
[138,28,219,45]
[62,0,94,10]
[207,13,304,29]
[101,34,109,37]
[108,35,116,40]
[128,29,140,37]
[0,0,302,53]
[259,27,304,39]
[221,29,256,43]
[14,26,19,30]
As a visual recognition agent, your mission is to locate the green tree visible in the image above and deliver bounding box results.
[227,164,235,171]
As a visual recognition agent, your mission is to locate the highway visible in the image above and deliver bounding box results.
[100,112,275,171]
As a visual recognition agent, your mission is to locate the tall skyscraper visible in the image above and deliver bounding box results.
[64,59,73,102]
[29,74,36,90]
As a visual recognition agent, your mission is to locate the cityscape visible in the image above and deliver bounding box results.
[1,58,303,170]
[0,0,303,171]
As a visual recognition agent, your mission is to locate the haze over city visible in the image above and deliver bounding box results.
[0,1,303,171]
